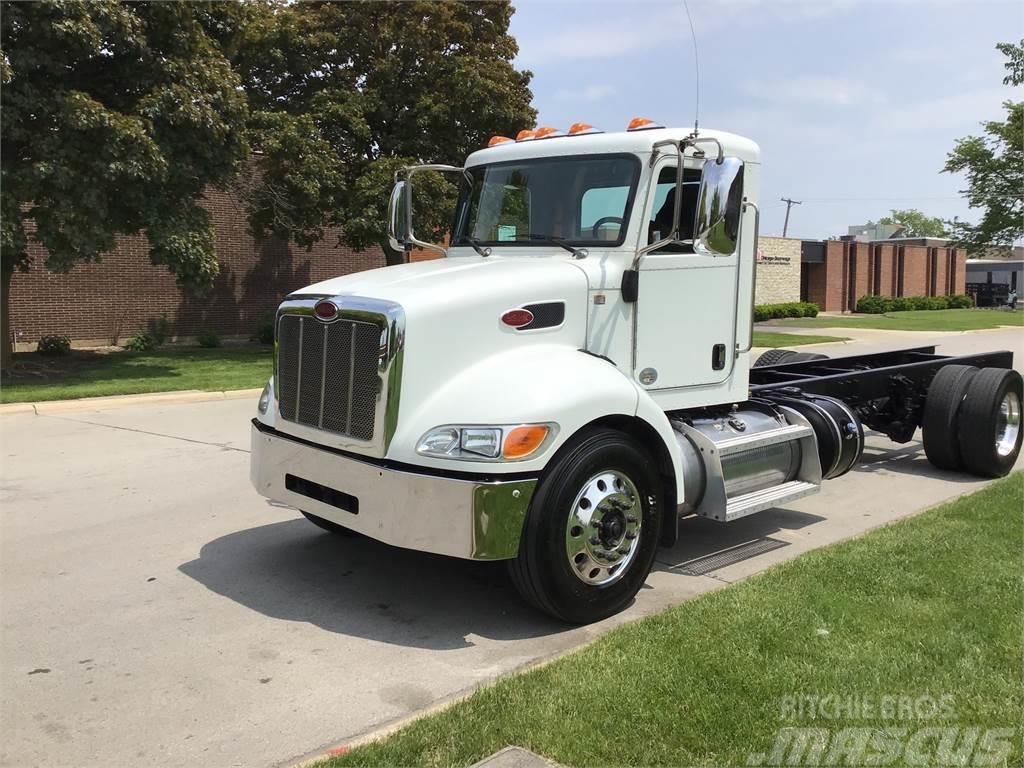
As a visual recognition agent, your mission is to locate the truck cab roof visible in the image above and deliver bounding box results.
[464,126,761,167]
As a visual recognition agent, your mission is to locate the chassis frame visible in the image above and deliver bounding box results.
[748,346,1015,442]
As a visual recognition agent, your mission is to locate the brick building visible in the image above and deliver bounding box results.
[9,187,385,348]
[754,236,802,304]
[9,192,974,348]
[800,237,967,312]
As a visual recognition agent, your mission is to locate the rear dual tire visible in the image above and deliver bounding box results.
[754,349,828,367]
[923,366,1022,477]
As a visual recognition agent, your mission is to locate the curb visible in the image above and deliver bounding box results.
[0,388,261,415]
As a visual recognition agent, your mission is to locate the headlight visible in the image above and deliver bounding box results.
[417,423,557,461]
[258,382,272,415]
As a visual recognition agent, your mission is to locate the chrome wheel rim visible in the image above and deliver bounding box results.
[565,470,642,586]
[995,391,1021,457]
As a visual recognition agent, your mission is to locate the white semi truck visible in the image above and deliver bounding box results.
[250,121,1021,623]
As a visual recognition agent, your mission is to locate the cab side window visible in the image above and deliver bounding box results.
[648,166,702,250]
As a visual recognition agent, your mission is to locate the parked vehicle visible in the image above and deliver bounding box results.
[250,121,1021,623]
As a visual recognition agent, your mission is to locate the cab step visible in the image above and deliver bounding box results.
[718,479,820,522]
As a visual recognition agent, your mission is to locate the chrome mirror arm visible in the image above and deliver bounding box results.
[394,164,468,259]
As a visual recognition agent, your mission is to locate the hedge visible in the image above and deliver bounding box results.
[855,294,974,314]
[752,301,819,322]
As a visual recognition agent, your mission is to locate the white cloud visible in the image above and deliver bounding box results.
[514,0,869,65]
[553,84,618,102]
[743,75,881,107]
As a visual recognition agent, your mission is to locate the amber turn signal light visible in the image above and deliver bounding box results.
[503,425,550,459]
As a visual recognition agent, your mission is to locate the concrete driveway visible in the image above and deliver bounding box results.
[1,327,1021,768]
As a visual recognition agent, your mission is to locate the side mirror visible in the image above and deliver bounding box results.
[387,180,410,251]
[694,157,744,255]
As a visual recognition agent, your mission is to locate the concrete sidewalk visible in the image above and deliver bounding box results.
[1,326,1021,768]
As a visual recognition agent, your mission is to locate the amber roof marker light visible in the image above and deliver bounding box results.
[567,122,602,136]
[627,117,665,131]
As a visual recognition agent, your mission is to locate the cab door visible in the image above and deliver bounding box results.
[632,158,739,389]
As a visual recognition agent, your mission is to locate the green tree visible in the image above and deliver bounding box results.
[231,0,536,263]
[943,39,1023,251]
[1,1,248,371]
[877,209,949,238]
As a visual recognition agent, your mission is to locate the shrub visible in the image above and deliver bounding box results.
[858,294,969,314]
[196,330,221,348]
[146,315,172,345]
[948,293,973,309]
[125,331,155,351]
[37,334,71,356]
[254,311,275,345]
[753,301,820,322]
[856,295,891,314]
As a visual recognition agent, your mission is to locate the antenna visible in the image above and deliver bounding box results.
[682,0,700,135]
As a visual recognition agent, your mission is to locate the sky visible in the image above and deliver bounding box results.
[507,0,1023,239]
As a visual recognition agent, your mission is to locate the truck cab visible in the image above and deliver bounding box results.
[251,122,1021,623]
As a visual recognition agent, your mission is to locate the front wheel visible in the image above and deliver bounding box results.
[508,427,662,624]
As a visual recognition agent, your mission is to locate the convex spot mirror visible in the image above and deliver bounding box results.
[387,180,410,251]
[694,157,744,255]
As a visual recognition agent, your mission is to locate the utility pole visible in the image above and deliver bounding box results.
[780,197,802,237]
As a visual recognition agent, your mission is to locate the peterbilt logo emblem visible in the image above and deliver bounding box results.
[313,300,339,321]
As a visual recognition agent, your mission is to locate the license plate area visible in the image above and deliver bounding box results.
[285,473,359,515]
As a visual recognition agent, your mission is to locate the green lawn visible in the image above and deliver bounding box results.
[770,308,1023,332]
[325,474,1023,768]
[751,331,847,348]
[1,346,273,403]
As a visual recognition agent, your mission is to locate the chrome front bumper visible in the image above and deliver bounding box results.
[250,421,537,560]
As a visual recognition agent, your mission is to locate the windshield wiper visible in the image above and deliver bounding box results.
[453,235,491,257]
[519,233,587,259]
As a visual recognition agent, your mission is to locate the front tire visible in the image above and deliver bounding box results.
[508,427,662,624]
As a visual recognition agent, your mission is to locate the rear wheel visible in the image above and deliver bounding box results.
[922,365,978,471]
[508,427,662,624]
[958,368,1023,478]
[754,349,800,367]
[301,511,357,536]
[787,351,829,363]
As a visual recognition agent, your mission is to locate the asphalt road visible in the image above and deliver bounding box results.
[2,327,1021,768]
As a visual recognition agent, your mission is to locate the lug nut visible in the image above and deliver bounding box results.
[589,537,602,546]
[625,532,637,540]
[626,515,637,523]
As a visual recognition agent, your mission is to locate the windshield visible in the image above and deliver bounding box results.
[452,154,640,247]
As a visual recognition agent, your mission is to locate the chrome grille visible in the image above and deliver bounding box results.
[277,314,382,441]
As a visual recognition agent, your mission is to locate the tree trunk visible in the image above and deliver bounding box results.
[381,238,407,267]
[1,260,14,376]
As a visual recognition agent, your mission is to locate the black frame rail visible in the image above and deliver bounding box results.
[750,346,1014,407]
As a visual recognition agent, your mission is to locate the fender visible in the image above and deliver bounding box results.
[388,344,689,514]
[387,344,641,473]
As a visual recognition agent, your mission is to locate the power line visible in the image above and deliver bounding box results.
[780,197,802,237]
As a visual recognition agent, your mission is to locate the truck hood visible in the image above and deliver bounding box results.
[293,255,588,313]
